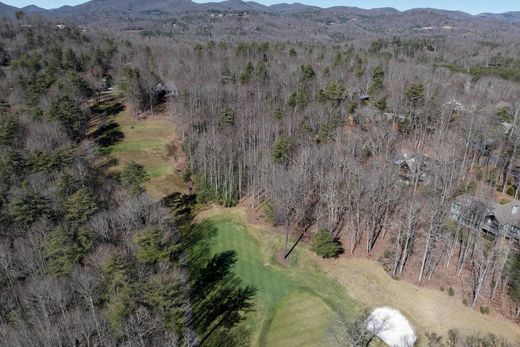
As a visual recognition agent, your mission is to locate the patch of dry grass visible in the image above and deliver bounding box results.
[319,257,520,344]
[102,104,187,199]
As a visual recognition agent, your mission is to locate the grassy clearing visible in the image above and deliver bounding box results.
[202,213,358,347]
[97,101,187,199]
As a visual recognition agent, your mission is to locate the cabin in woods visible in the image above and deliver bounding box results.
[393,153,433,184]
[450,195,520,241]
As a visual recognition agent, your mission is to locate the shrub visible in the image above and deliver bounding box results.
[181,167,192,182]
[480,306,490,314]
[311,229,341,258]
[263,202,274,223]
[448,287,455,296]
[120,161,149,194]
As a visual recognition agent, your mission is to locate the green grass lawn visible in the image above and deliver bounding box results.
[203,215,358,347]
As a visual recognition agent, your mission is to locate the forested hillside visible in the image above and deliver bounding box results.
[161,29,520,319]
[3,2,520,346]
[0,18,254,346]
[83,10,520,323]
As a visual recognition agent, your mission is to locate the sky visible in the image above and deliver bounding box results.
[4,0,519,14]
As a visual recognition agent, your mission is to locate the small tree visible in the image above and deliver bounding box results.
[144,273,184,331]
[64,187,98,223]
[369,66,385,96]
[300,64,315,79]
[133,226,178,264]
[334,309,388,347]
[218,107,236,126]
[324,81,346,106]
[44,226,92,276]
[405,83,425,108]
[120,161,149,194]
[47,95,87,138]
[374,97,387,112]
[271,135,293,165]
[9,192,51,226]
[311,229,341,258]
[239,62,254,84]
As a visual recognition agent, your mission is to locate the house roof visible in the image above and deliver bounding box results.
[452,194,491,218]
[491,200,520,227]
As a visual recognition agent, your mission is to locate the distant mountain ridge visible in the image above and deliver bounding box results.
[0,0,517,19]
[0,1,17,17]
[478,11,520,23]
[2,0,520,41]
[21,4,47,13]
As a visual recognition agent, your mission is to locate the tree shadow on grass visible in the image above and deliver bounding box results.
[91,122,125,148]
[162,192,257,346]
[90,101,124,118]
[189,250,256,346]
[89,101,125,148]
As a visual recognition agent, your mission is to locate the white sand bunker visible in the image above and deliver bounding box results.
[367,307,416,347]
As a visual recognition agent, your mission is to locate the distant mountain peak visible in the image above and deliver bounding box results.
[21,4,47,13]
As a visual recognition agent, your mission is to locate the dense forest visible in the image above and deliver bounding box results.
[166,36,520,315]
[0,17,255,346]
[3,2,520,346]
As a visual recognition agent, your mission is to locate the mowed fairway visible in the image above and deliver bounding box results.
[98,101,187,199]
[205,215,357,347]
[265,290,334,347]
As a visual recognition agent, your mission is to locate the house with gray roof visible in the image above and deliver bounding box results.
[450,195,520,240]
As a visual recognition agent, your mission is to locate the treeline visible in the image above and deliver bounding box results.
[0,18,253,346]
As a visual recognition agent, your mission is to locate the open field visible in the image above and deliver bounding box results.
[201,213,358,347]
[93,98,187,199]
